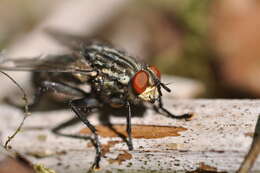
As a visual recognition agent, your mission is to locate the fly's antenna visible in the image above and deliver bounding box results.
[160,82,171,92]
[0,71,30,149]
[163,82,174,86]
[155,78,171,93]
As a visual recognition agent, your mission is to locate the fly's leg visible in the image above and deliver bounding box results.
[104,98,134,151]
[126,102,133,150]
[31,81,102,170]
[70,98,102,170]
[29,81,85,109]
[157,96,192,120]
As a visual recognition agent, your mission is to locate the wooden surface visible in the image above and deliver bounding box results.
[0,99,259,173]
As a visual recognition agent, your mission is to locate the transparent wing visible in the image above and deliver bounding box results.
[44,28,110,51]
[45,28,90,51]
[0,53,94,73]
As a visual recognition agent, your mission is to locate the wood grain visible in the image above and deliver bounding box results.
[0,99,259,173]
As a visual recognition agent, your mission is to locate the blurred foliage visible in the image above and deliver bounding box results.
[0,0,256,98]
[138,0,217,97]
[171,0,216,97]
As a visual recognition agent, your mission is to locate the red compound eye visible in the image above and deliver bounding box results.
[150,66,161,79]
[132,70,149,94]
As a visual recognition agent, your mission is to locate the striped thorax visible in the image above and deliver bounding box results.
[82,43,162,105]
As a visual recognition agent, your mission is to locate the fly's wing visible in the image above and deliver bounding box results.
[0,29,103,74]
[44,28,111,51]
[45,28,84,51]
[0,53,94,74]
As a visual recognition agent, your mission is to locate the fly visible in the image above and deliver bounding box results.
[0,31,192,170]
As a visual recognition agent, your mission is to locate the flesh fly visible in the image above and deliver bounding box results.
[0,31,192,170]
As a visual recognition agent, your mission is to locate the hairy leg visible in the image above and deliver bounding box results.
[155,96,192,120]
[126,102,133,150]
[69,97,102,170]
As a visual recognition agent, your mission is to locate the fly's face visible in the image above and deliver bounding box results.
[131,65,162,103]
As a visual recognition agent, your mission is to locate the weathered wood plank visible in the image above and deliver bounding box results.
[0,99,259,173]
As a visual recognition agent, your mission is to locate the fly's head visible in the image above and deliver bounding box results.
[130,65,170,103]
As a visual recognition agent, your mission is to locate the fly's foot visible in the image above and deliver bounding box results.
[128,141,133,151]
[182,113,195,121]
[90,163,101,172]
[171,113,194,121]
[165,111,195,121]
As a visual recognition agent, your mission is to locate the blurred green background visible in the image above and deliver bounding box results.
[1,0,259,98]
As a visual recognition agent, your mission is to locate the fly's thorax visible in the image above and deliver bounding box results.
[82,43,162,104]
[91,70,129,98]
